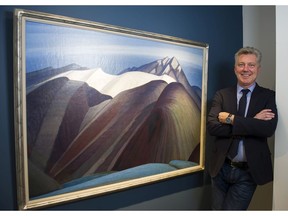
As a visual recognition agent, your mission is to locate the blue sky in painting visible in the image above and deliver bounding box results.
[25,21,204,87]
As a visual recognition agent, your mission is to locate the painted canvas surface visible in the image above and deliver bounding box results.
[14,9,208,209]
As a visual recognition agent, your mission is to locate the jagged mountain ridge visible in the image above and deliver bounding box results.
[28,67,177,98]
[27,57,201,108]
[121,56,201,109]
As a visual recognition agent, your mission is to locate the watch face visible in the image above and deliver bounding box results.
[226,117,231,124]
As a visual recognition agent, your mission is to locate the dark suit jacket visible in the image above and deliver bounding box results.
[207,83,278,185]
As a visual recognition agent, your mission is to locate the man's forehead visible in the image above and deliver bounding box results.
[237,54,257,61]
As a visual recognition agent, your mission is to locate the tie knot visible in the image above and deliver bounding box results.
[241,89,250,96]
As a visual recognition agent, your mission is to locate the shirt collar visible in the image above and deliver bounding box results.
[237,82,256,94]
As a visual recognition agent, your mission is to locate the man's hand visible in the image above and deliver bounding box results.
[218,112,234,124]
[254,109,275,121]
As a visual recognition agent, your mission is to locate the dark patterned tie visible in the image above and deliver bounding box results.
[228,89,250,158]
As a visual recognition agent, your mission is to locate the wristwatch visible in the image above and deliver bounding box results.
[225,113,233,124]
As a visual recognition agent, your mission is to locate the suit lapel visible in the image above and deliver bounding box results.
[229,86,238,114]
[247,83,261,117]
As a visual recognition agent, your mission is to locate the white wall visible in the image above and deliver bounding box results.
[243,6,276,210]
[243,6,276,90]
[243,5,288,210]
[273,5,288,210]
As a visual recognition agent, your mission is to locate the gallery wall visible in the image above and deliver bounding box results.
[243,6,288,210]
[242,6,276,210]
[0,5,242,210]
[274,5,288,210]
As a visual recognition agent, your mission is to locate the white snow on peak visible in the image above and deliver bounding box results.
[57,68,176,97]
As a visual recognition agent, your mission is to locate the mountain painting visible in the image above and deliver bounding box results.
[15,11,208,208]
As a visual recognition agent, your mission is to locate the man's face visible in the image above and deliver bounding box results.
[234,54,261,88]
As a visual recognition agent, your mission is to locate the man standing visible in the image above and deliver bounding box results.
[207,47,278,210]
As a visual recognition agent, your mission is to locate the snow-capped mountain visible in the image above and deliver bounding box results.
[26,57,202,197]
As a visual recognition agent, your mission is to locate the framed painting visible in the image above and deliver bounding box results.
[13,8,209,210]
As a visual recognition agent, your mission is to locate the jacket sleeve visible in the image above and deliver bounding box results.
[232,90,278,138]
[207,90,233,138]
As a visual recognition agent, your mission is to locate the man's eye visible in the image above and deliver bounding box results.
[237,63,256,69]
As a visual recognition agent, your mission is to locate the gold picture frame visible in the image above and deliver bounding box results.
[13,8,209,210]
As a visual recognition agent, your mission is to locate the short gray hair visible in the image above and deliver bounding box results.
[235,46,262,66]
